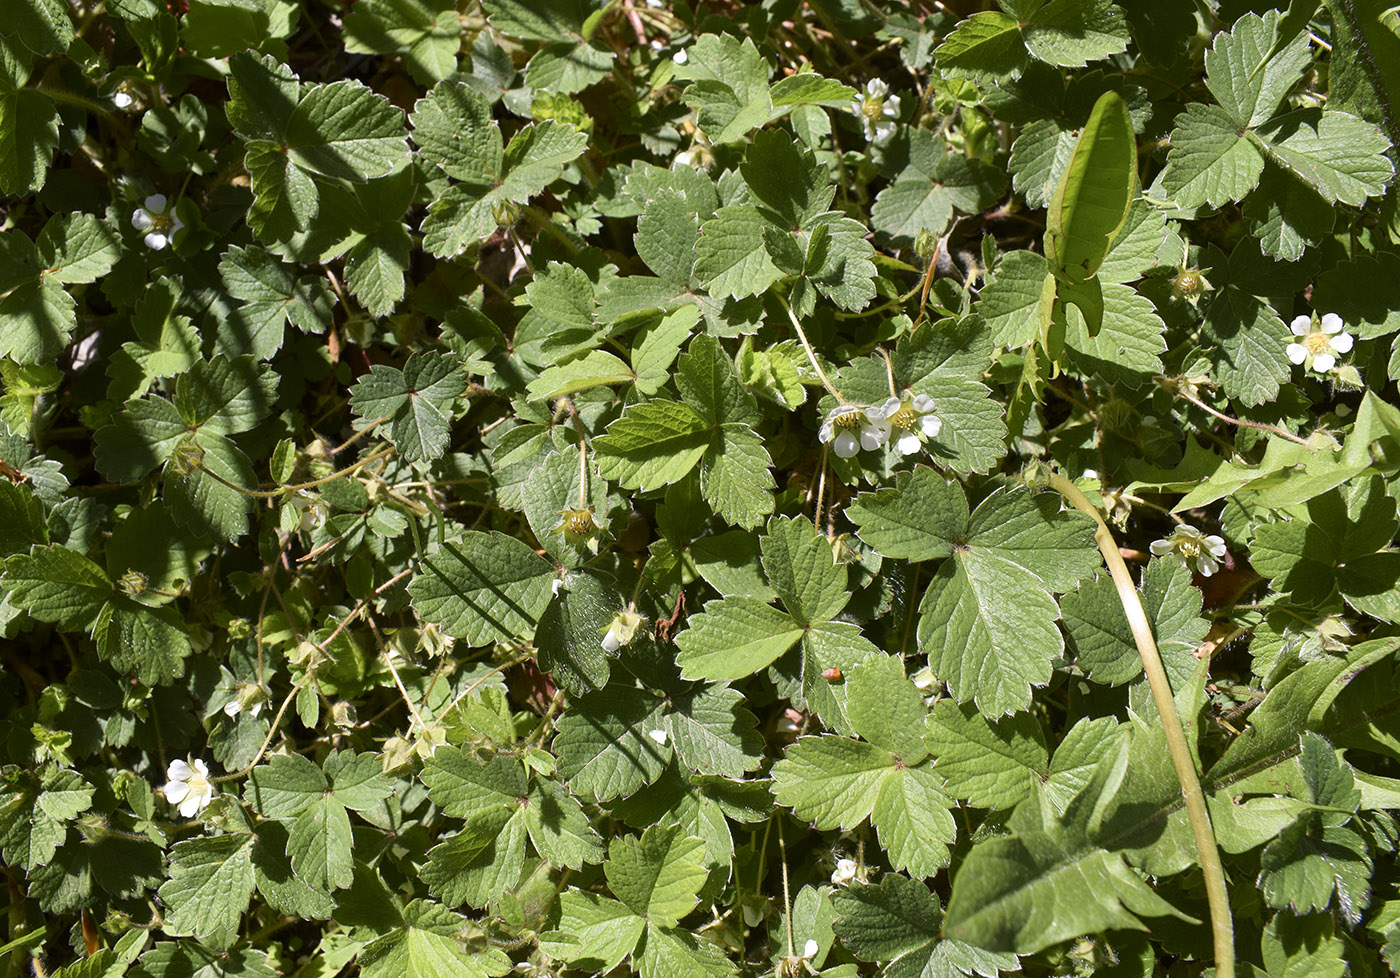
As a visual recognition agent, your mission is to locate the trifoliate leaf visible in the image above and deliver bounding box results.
[1,544,111,630]
[359,899,510,978]
[698,422,774,529]
[1256,109,1395,207]
[1201,284,1291,407]
[1159,103,1265,209]
[759,515,847,625]
[217,246,332,361]
[349,351,466,462]
[0,214,119,364]
[675,33,774,143]
[978,250,1054,349]
[1063,281,1165,382]
[410,531,556,646]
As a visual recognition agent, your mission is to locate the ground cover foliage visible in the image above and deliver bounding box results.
[3,0,1400,975]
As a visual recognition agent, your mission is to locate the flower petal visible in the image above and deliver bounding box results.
[896,431,921,455]
[920,414,942,437]
[880,396,901,416]
[1329,331,1354,354]
[145,193,167,212]
[131,209,153,230]
[1320,313,1344,333]
[1286,343,1308,365]
[833,431,859,458]
[1149,539,1173,556]
[223,700,241,717]
[167,759,192,781]
[164,780,190,804]
[1289,315,1311,336]
[1311,352,1336,372]
[144,231,168,250]
[859,426,885,451]
[180,794,201,818]
[192,759,209,777]
[911,393,934,412]
[601,628,620,652]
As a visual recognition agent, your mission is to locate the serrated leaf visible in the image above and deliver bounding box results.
[0,544,111,630]
[1205,9,1312,128]
[773,735,895,830]
[675,597,804,680]
[554,686,672,802]
[925,699,1049,809]
[594,399,710,491]
[693,206,784,300]
[409,531,556,646]
[158,834,255,948]
[1044,91,1136,285]
[663,683,765,778]
[606,824,707,927]
[846,655,928,762]
[1160,103,1266,209]
[359,900,508,978]
[759,515,847,625]
[349,352,466,461]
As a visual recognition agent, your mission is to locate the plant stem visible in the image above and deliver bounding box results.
[1045,472,1234,978]
[1173,385,1309,446]
[780,296,843,402]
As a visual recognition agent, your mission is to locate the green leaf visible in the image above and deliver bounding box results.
[1254,109,1395,206]
[675,33,774,142]
[410,78,501,184]
[1205,9,1312,128]
[1159,103,1266,209]
[741,129,835,229]
[693,206,784,300]
[421,749,525,822]
[527,350,635,401]
[943,741,1191,953]
[773,735,895,831]
[675,597,804,681]
[759,515,847,625]
[925,699,1048,809]
[245,752,327,819]
[157,834,256,948]
[0,480,45,557]
[410,531,557,646]
[1201,284,1291,407]
[846,466,968,562]
[1063,281,1166,381]
[552,891,645,972]
[1044,91,1137,285]
[174,356,278,436]
[283,79,410,182]
[0,71,58,197]
[845,655,928,762]
[594,400,710,491]
[663,683,765,778]
[832,873,1019,978]
[524,778,604,869]
[1312,250,1400,339]
[349,352,467,462]
[535,568,618,692]
[286,794,353,891]
[554,685,673,802]
[933,11,1027,81]
[605,824,707,927]
[218,246,332,361]
[979,250,1054,349]
[359,900,509,978]
[1,544,111,630]
[698,423,774,529]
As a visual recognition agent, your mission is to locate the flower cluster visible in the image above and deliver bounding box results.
[818,395,942,459]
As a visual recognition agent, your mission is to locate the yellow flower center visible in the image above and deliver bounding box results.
[150,211,174,233]
[567,511,595,536]
[862,97,884,121]
[1178,537,1202,558]
[1304,331,1332,355]
[886,405,917,430]
[833,410,864,430]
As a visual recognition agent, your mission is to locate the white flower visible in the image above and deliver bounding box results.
[1149,524,1227,577]
[802,939,819,959]
[601,609,645,652]
[819,404,888,458]
[879,393,942,455]
[831,858,858,884]
[163,758,216,818]
[647,729,668,745]
[289,488,326,532]
[853,78,901,144]
[672,49,688,65]
[113,91,134,109]
[1286,313,1353,374]
[131,193,184,251]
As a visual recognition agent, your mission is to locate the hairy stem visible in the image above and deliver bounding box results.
[1046,472,1234,978]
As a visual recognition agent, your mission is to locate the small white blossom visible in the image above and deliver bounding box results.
[802,939,819,959]
[113,91,134,109]
[831,858,858,884]
[131,193,185,251]
[601,609,645,652]
[647,729,668,745]
[1149,524,1227,577]
[853,79,901,144]
[223,682,265,719]
[289,488,326,532]
[879,393,942,455]
[819,404,888,458]
[672,49,688,65]
[1286,313,1353,374]
[163,758,215,818]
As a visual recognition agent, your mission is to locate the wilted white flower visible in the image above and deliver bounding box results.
[819,404,888,458]
[853,79,901,143]
[601,609,645,652]
[289,488,326,532]
[1149,524,1227,577]
[163,758,215,818]
[113,91,134,109]
[131,193,184,251]
[831,858,858,884]
[222,682,266,719]
[1286,313,1353,374]
[879,393,942,455]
